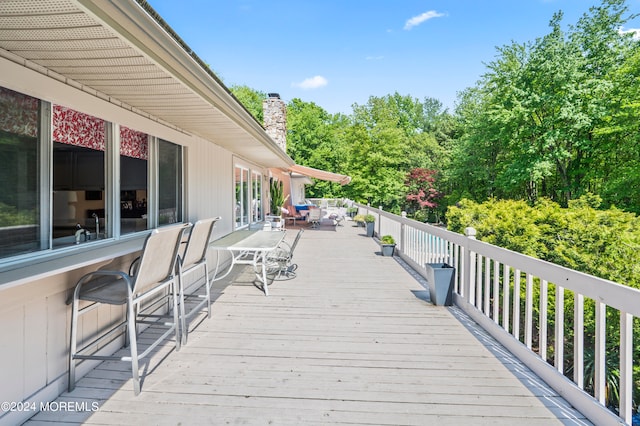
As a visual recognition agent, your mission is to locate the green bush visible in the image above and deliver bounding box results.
[446,195,640,289]
[364,214,375,223]
[0,202,36,227]
[381,235,395,245]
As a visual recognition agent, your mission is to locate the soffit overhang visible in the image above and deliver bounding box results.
[0,0,294,168]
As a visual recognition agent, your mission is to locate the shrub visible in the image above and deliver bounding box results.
[381,235,395,245]
[364,214,375,223]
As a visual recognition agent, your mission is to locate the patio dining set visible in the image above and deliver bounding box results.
[67,218,303,396]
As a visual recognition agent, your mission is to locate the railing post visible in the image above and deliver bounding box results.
[463,227,476,303]
[400,211,406,254]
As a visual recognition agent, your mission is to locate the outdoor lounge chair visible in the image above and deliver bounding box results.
[307,207,321,228]
[68,223,189,395]
[177,216,220,344]
[263,228,304,281]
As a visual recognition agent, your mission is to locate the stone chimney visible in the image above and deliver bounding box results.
[263,93,286,152]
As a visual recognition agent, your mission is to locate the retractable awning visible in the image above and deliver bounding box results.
[288,165,351,185]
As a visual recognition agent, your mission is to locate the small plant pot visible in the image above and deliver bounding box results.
[381,244,395,256]
[425,263,455,306]
[365,222,375,237]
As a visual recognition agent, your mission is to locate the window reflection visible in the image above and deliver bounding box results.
[0,88,40,258]
[120,127,148,234]
[252,172,262,223]
[235,166,250,228]
[158,139,182,225]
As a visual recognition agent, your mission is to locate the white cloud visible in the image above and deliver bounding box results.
[366,55,384,61]
[291,75,328,89]
[619,27,640,40]
[404,10,445,30]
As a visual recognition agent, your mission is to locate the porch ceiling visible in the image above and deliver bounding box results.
[0,0,293,168]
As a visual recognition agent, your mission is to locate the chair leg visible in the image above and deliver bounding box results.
[127,300,141,396]
[172,280,181,352]
[68,297,80,392]
[205,263,212,320]
[178,269,188,346]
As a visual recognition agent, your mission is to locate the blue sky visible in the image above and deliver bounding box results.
[146,0,640,114]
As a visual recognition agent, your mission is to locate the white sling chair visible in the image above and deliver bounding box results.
[178,216,220,344]
[68,223,189,395]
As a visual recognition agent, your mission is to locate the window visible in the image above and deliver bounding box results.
[235,164,264,229]
[120,127,148,234]
[52,106,106,246]
[252,171,262,223]
[0,84,186,263]
[234,166,249,228]
[158,139,182,225]
[0,88,41,259]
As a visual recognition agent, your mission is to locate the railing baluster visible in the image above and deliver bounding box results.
[540,279,548,361]
[620,310,633,425]
[493,259,500,324]
[513,269,521,342]
[502,264,510,333]
[477,254,484,310]
[574,293,584,388]
[478,257,491,316]
[525,273,533,349]
[594,301,606,405]
[554,285,564,373]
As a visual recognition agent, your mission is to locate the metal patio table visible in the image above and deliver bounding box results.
[209,229,285,296]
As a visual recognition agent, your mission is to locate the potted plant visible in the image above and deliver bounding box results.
[269,179,285,215]
[380,235,395,256]
[364,214,375,237]
[347,207,358,218]
[425,263,455,306]
[353,214,366,227]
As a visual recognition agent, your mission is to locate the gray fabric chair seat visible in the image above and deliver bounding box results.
[76,272,130,305]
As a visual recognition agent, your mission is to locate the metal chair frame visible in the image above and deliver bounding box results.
[177,216,220,344]
[263,228,304,281]
[68,223,189,395]
[307,207,321,228]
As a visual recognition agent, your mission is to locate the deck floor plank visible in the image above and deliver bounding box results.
[26,222,591,425]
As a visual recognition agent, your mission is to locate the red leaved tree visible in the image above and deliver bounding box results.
[405,168,442,221]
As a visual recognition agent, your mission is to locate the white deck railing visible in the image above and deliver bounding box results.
[356,203,638,426]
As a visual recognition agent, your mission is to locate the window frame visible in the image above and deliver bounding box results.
[234,161,264,229]
[0,87,186,267]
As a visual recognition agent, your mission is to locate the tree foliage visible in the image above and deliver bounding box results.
[449,0,640,209]
[230,85,265,123]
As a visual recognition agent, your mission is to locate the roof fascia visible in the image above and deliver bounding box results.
[75,0,294,167]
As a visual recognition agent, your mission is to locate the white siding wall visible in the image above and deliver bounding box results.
[0,254,137,426]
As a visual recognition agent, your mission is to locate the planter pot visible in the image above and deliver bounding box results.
[425,263,455,306]
[381,244,395,256]
[365,222,375,237]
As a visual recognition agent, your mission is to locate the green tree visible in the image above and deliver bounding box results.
[450,0,638,207]
[230,85,265,123]
[286,98,350,198]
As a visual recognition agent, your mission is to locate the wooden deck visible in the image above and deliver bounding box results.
[26,221,592,425]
